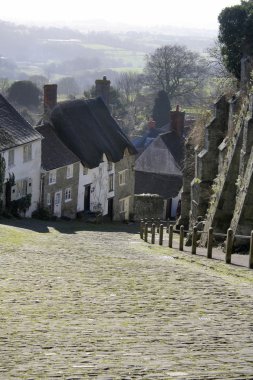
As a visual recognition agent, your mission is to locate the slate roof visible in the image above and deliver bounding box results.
[134,131,184,176]
[50,97,137,169]
[134,131,184,199]
[0,94,41,151]
[36,124,79,171]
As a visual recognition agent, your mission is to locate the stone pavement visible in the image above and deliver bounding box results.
[0,219,253,379]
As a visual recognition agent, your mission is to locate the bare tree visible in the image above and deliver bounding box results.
[116,72,144,103]
[145,45,208,104]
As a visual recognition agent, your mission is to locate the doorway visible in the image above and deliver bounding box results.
[84,185,91,211]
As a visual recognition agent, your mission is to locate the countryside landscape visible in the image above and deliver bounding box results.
[0,0,253,378]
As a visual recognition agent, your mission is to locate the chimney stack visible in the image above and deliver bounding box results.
[170,105,185,137]
[95,76,110,107]
[44,84,57,114]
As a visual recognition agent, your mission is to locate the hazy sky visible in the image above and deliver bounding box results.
[1,0,241,30]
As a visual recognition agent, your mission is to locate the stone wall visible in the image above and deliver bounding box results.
[134,194,165,220]
[113,152,135,221]
[43,162,79,219]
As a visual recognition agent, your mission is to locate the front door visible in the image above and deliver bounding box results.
[84,185,91,211]
[54,191,62,217]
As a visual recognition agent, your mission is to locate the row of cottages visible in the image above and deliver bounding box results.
[0,80,137,221]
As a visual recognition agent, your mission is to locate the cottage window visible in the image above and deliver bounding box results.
[109,173,114,192]
[119,170,127,186]
[16,179,28,198]
[49,170,57,185]
[47,193,51,206]
[8,149,15,167]
[23,144,32,162]
[66,164,73,179]
[64,187,72,202]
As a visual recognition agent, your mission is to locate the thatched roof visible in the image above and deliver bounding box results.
[50,97,137,169]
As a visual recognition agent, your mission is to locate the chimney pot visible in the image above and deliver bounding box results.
[44,84,57,114]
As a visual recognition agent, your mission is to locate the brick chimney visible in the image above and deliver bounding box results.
[44,84,57,114]
[95,76,110,107]
[170,105,185,137]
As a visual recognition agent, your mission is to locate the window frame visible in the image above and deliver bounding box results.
[23,143,32,163]
[64,187,72,202]
[119,169,127,186]
[49,170,57,185]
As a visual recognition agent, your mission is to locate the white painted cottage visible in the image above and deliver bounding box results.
[0,94,42,216]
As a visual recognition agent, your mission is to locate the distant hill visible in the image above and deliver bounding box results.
[0,19,217,90]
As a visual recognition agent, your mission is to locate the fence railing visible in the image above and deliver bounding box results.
[139,219,253,270]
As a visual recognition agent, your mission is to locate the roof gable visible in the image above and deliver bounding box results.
[0,94,41,151]
[50,97,137,169]
[135,133,182,177]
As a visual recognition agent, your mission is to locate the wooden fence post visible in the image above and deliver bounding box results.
[249,230,253,269]
[168,225,173,248]
[157,219,160,233]
[159,224,163,246]
[191,226,197,255]
[144,223,148,242]
[151,223,155,244]
[140,220,144,239]
[179,225,184,251]
[225,228,233,264]
[207,227,213,259]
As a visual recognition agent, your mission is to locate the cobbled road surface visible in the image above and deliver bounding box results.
[0,219,253,380]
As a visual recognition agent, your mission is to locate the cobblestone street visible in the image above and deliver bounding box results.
[0,220,253,379]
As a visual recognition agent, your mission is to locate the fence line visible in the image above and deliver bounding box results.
[139,220,253,270]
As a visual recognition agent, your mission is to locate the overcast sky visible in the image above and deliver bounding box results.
[1,0,240,30]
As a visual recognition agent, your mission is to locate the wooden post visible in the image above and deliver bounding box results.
[151,223,155,244]
[157,219,160,233]
[179,225,184,251]
[144,223,148,242]
[191,226,197,255]
[225,228,233,264]
[140,220,144,239]
[249,230,253,269]
[207,227,213,259]
[168,225,173,248]
[159,224,163,246]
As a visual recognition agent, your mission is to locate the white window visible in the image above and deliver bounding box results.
[119,170,127,186]
[23,144,32,162]
[16,179,28,198]
[109,173,114,192]
[66,164,73,179]
[49,170,57,185]
[47,193,51,206]
[8,149,15,167]
[64,187,72,202]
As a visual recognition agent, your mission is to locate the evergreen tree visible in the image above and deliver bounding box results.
[152,90,171,128]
